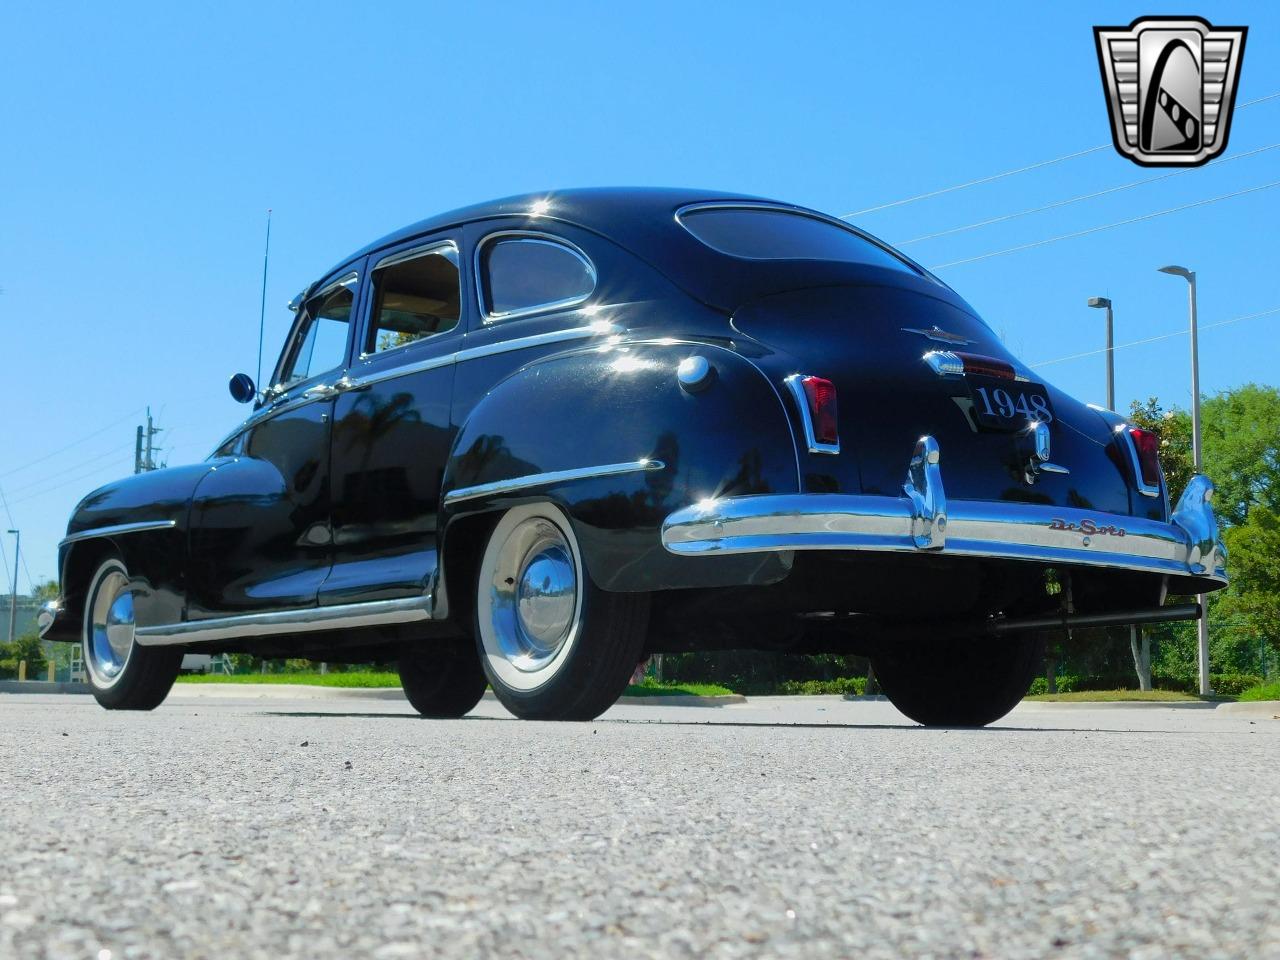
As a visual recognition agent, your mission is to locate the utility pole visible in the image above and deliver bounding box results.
[135,407,164,473]
[6,529,18,645]
[1159,265,1210,696]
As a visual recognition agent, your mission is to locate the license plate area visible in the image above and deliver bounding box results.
[968,378,1054,431]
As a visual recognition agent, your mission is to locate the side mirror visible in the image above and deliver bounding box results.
[229,373,257,404]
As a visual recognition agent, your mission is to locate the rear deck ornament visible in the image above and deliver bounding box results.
[1094,16,1246,167]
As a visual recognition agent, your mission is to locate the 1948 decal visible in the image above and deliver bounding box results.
[1049,518,1127,538]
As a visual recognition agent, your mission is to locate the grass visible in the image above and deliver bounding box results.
[175,672,736,698]
[1238,681,1280,702]
[622,679,735,698]
[1024,689,1204,702]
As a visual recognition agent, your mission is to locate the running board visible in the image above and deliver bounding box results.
[134,595,433,646]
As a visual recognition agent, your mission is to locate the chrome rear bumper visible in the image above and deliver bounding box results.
[661,437,1227,587]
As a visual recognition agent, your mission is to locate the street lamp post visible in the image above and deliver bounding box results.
[1158,265,1210,696]
[6,529,18,645]
[1087,297,1115,410]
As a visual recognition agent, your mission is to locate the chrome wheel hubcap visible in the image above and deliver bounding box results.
[482,511,582,684]
[85,567,134,687]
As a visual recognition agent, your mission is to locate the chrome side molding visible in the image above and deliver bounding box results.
[444,459,665,507]
[60,519,177,548]
[134,594,434,647]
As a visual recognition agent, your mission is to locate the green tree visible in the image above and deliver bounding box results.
[1201,384,1280,527]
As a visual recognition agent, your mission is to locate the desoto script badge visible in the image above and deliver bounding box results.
[1094,16,1246,167]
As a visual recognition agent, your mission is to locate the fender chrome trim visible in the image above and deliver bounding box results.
[134,594,433,646]
[444,459,665,507]
[661,435,1227,586]
[60,519,177,548]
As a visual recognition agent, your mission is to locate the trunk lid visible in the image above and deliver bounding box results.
[733,284,1137,514]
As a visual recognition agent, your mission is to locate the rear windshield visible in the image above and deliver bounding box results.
[678,206,919,274]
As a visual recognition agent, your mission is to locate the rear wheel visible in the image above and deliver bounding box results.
[872,634,1042,727]
[398,641,487,718]
[82,557,182,711]
[474,503,648,721]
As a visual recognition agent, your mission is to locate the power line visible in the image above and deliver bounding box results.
[929,179,1280,270]
[0,487,33,593]
[2,446,127,499]
[1030,306,1280,369]
[895,141,1280,246]
[0,406,142,481]
[842,90,1280,220]
[842,146,1109,219]
[8,455,135,508]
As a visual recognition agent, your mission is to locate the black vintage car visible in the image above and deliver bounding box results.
[40,188,1227,725]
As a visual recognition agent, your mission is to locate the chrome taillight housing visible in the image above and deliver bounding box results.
[785,374,839,455]
[1120,426,1163,498]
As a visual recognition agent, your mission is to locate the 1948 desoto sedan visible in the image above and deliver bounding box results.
[40,188,1227,725]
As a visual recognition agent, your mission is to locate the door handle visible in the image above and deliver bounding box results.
[302,377,355,401]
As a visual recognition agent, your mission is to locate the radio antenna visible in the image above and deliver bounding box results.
[255,208,273,391]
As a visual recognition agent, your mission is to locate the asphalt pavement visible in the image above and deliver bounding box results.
[1,691,1277,959]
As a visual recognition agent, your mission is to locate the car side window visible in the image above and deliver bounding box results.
[280,275,357,387]
[479,235,595,320]
[367,244,460,354]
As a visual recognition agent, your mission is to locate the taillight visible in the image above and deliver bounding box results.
[800,376,839,445]
[786,374,839,453]
[1128,427,1162,489]
[923,350,1019,381]
[952,352,1017,380]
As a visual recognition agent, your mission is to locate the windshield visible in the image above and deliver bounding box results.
[678,206,919,275]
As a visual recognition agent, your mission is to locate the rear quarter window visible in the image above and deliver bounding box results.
[479,235,596,320]
[678,206,919,275]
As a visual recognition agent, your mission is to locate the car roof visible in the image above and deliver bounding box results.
[305,187,787,292]
[305,186,964,317]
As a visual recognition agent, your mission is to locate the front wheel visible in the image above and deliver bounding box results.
[82,557,182,711]
[474,503,648,721]
[872,634,1043,727]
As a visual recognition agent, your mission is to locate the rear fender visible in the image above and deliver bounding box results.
[439,340,799,601]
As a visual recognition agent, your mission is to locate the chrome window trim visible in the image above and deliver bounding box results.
[474,230,598,324]
[135,594,434,646]
[274,269,361,393]
[783,374,840,455]
[210,321,622,454]
[444,459,665,507]
[673,201,926,277]
[60,519,177,548]
[358,240,462,361]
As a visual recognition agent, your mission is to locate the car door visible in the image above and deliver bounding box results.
[186,267,362,618]
[320,235,466,606]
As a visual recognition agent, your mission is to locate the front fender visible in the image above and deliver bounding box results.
[440,340,799,592]
[52,462,216,637]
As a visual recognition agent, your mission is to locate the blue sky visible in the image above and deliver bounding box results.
[2,1,1277,586]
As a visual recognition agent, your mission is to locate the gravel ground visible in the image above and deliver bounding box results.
[1,692,1277,960]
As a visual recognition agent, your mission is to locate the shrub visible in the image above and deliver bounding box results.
[0,632,47,680]
[775,677,866,696]
[1208,673,1264,697]
[1238,681,1280,702]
